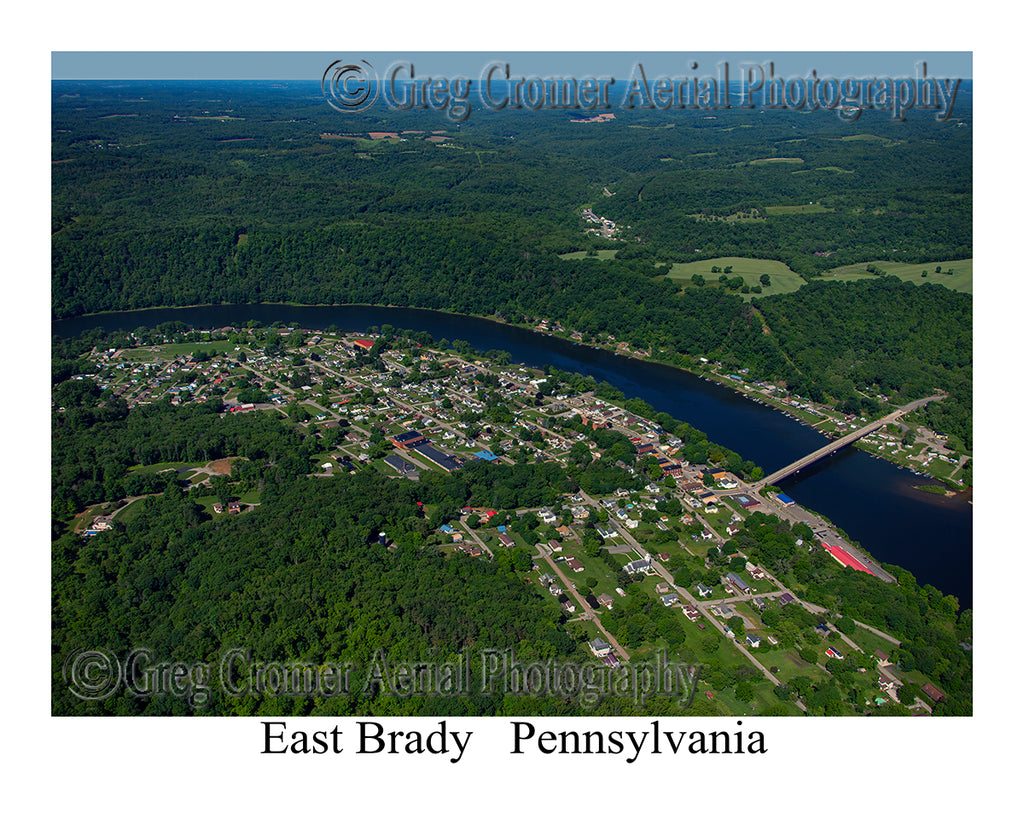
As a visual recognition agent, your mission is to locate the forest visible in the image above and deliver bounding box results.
[51,81,972,445]
[51,83,972,716]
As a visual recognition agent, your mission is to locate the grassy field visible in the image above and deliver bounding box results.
[127,460,200,475]
[664,257,806,299]
[747,157,804,166]
[557,249,619,261]
[821,259,972,294]
[764,203,832,215]
[837,133,898,146]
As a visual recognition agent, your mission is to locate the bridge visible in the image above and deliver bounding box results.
[752,395,944,490]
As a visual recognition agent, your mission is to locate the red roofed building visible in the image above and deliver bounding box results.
[352,339,375,350]
[821,542,875,576]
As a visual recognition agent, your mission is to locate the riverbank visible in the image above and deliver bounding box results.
[52,302,973,607]
[54,299,968,489]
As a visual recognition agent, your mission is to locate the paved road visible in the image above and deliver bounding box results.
[753,394,945,489]
[534,545,631,662]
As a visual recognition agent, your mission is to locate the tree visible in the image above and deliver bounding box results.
[759,274,771,287]
[691,274,705,287]
[734,680,755,702]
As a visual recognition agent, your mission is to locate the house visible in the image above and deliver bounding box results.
[212,503,224,514]
[814,624,830,637]
[825,646,844,660]
[589,638,612,657]
[878,668,903,693]
[745,634,761,649]
[726,572,751,594]
[777,593,795,606]
[655,582,672,595]
[660,593,680,606]
[227,501,241,514]
[682,606,700,622]
[596,593,614,609]
[696,583,713,598]
[565,557,585,573]
[624,556,652,575]
[921,683,946,703]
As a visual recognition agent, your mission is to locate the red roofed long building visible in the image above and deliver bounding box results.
[821,541,875,576]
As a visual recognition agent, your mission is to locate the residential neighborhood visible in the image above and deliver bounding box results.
[64,324,951,716]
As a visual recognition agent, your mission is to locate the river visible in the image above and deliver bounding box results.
[53,303,973,609]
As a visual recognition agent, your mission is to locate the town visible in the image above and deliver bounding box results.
[61,322,957,716]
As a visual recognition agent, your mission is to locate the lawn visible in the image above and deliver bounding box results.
[127,460,200,475]
[664,257,806,299]
[822,259,972,294]
[151,340,240,358]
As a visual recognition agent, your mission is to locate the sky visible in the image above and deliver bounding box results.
[52,51,972,81]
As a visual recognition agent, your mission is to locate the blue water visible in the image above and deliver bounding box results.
[53,303,972,609]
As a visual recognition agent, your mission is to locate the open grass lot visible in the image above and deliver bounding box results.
[822,259,972,294]
[836,133,899,146]
[146,340,239,358]
[127,460,200,475]
[664,257,806,299]
[764,203,832,215]
[557,249,619,261]
[747,156,804,166]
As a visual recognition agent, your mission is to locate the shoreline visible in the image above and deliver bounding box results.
[52,299,968,490]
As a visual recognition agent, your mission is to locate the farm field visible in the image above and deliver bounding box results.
[664,257,806,299]
[822,259,972,294]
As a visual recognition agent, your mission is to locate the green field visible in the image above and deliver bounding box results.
[838,133,898,146]
[557,249,619,261]
[127,460,200,475]
[141,340,239,358]
[664,257,806,299]
[747,157,804,166]
[764,203,832,215]
[822,259,972,294]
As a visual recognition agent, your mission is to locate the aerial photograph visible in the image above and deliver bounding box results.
[50,49,975,729]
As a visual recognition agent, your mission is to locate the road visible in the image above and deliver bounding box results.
[752,394,945,490]
[534,544,632,662]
